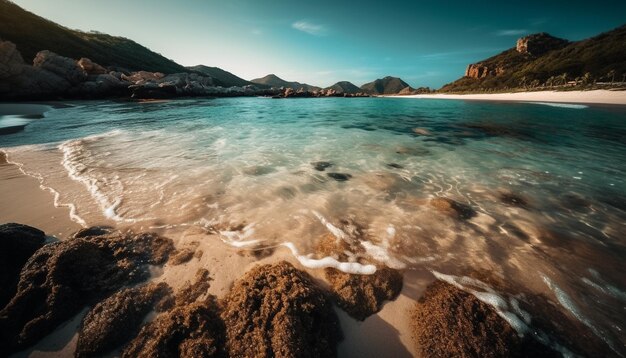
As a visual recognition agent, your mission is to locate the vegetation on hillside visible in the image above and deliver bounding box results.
[0,0,185,73]
[440,25,626,92]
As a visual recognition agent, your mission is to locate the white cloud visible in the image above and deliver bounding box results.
[496,29,528,36]
[292,20,328,36]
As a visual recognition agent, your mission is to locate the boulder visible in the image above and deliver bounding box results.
[411,280,523,357]
[122,269,225,358]
[33,50,87,85]
[77,57,107,75]
[0,229,174,354]
[222,261,341,358]
[516,33,569,56]
[0,40,25,79]
[76,282,172,358]
[0,223,46,309]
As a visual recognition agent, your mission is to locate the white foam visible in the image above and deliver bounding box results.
[281,242,377,275]
[312,210,348,241]
[529,102,588,109]
[542,274,619,355]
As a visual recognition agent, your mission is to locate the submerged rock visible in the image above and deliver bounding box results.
[311,161,333,171]
[0,229,174,354]
[169,248,196,265]
[222,261,341,358]
[411,280,523,357]
[76,282,172,358]
[386,162,404,169]
[327,172,352,181]
[0,223,46,309]
[499,191,529,208]
[122,269,225,358]
[430,197,476,220]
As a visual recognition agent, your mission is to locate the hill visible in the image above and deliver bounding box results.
[360,76,410,94]
[0,0,185,73]
[440,25,626,92]
[251,74,321,91]
[187,65,262,88]
[325,81,361,94]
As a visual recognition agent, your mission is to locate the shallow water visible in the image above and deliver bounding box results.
[1,97,626,354]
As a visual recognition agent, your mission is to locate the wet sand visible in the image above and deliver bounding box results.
[388,89,626,105]
[0,151,82,238]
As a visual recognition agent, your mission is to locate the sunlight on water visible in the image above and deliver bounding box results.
[2,97,626,353]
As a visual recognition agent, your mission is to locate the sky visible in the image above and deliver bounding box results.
[12,0,626,88]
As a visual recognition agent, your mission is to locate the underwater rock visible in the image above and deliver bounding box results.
[386,162,404,169]
[222,261,341,358]
[76,282,172,357]
[0,223,46,309]
[499,191,529,208]
[412,127,432,136]
[411,280,523,358]
[0,229,174,354]
[327,172,352,181]
[311,161,333,171]
[430,197,476,220]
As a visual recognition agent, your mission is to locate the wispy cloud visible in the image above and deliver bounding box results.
[496,29,528,36]
[292,20,328,36]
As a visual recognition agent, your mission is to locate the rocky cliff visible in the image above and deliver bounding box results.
[441,25,626,92]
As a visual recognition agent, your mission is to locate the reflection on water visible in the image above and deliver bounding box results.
[2,98,626,355]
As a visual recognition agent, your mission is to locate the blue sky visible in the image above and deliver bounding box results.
[12,0,626,88]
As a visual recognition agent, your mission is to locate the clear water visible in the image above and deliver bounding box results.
[1,97,625,354]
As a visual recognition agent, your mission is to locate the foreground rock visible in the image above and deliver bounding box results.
[411,280,522,357]
[411,280,560,358]
[317,234,403,320]
[0,223,46,309]
[222,261,341,358]
[122,270,225,358]
[0,229,174,355]
[76,283,172,358]
[325,267,403,320]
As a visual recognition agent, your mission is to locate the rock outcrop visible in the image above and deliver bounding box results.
[516,33,569,56]
[0,40,277,100]
[222,261,341,358]
[0,223,46,309]
[0,229,174,355]
[76,283,172,358]
[464,63,506,79]
[122,269,225,358]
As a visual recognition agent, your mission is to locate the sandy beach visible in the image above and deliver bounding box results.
[388,89,626,105]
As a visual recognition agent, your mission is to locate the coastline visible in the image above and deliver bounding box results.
[384,89,626,105]
[0,154,422,357]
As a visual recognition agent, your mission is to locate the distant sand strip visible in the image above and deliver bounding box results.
[386,90,626,105]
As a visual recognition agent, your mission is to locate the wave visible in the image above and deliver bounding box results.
[529,102,588,109]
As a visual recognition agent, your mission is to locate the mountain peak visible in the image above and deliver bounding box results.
[360,76,410,94]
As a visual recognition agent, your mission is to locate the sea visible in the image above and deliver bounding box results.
[1,97,625,355]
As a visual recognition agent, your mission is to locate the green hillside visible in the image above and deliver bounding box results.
[0,0,185,73]
[441,25,626,92]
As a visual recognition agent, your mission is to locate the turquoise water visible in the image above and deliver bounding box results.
[1,97,626,354]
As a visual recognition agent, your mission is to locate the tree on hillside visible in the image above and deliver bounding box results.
[560,73,568,85]
[607,69,616,83]
[581,72,592,86]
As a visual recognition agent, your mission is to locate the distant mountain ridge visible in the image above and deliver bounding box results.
[0,0,185,73]
[360,76,410,94]
[324,81,362,94]
[251,74,321,91]
[187,65,266,88]
[441,25,626,92]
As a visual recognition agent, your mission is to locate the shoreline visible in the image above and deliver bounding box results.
[384,89,626,105]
